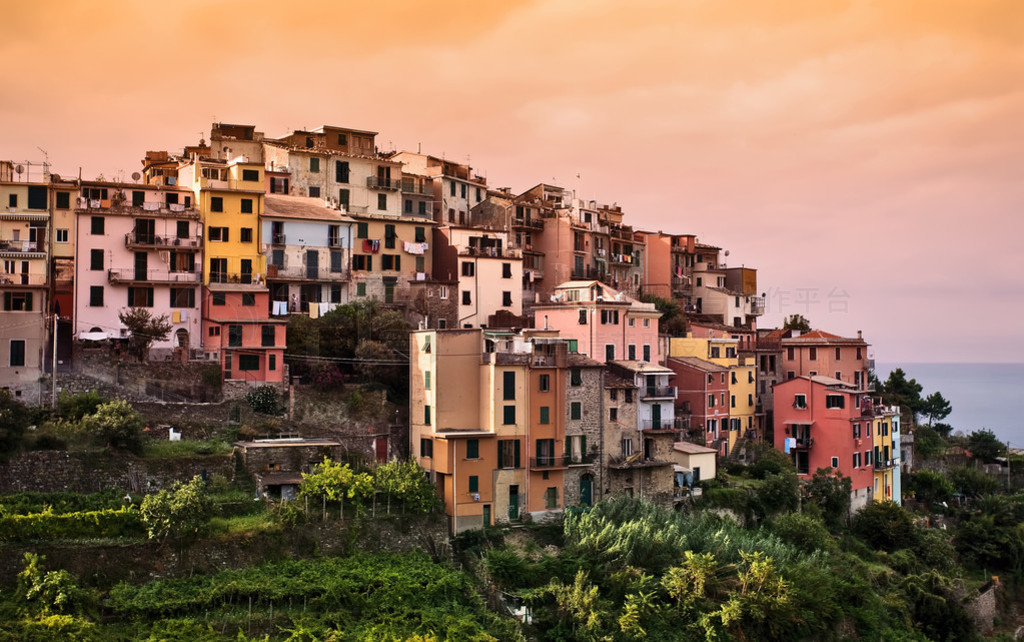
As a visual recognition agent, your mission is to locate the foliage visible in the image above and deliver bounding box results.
[118,307,173,362]
[16,553,89,615]
[897,571,977,642]
[0,488,126,516]
[299,458,374,517]
[141,439,233,459]
[0,389,31,457]
[909,470,955,505]
[852,501,919,552]
[199,364,223,397]
[921,392,952,425]
[769,512,836,554]
[782,314,811,333]
[140,476,213,542]
[879,368,924,418]
[752,470,800,520]
[57,390,107,421]
[640,294,687,336]
[0,506,142,541]
[372,458,442,514]
[805,467,852,529]
[966,428,1005,463]
[243,385,281,416]
[913,425,945,461]
[79,399,144,453]
[954,513,1024,576]
[749,447,795,480]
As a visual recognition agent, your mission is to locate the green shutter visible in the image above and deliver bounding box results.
[581,435,587,457]
[514,440,520,468]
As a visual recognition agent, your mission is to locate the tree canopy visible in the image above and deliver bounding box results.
[782,314,811,333]
[118,307,172,362]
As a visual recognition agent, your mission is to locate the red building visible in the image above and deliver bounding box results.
[666,356,730,447]
[201,285,287,384]
[772,376,875,510]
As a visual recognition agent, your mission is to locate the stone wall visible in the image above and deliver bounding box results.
[967,580,998,635]
[0,450,235,494]
[563,365,603,508]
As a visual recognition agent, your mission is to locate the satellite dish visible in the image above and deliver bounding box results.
[724,250,730,257]
[14,165,24,175]
[131,172,141,182]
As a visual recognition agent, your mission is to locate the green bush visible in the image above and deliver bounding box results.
[749,448,795,479]
[244,385,281,415]
[770,512,837,554]
[57,390,107,421]
[140,476,214,542]
[0,507,143,541]
[80,400,144,453]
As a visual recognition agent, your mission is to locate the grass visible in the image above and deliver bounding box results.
[208,511,279,538]
[141,439,233,458]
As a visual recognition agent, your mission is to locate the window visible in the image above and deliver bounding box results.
[498,440,520,468]
[384,224,396,248]
[404,199,412,213]
[7,194,15,208]
[90,249,103,270]
[794,394,807,409]
[91,216,104,235]
[210,197,223,212]
[708,394,715,407]
[461,261,475,277]
[335,161,349,183]
[177,221,189,238]
[228,325,242,347]
[731,395,736,408]
[853,452,861,468]
[502,263,512,278]
[56,229,68,243]
[625,389,633,403]
[853,423,861,439]
[570,368,582,386]
[786,347,795,360]
[308,186,321,198]
[570,402,581,420]
[27,186,46,209]
[809,347,817,360]
[787,371,795,380]
[356,222,368,239]
[210,292,226,307]
[209,227,228,242]
[424,405,431,425]
[545,487,558,509]
[748,394,753,406]
[503,405,516,425]
[240,199,253,214]
[330,251,343,273]
[605,345,614,361]
[356,282,366,296]
[462,291,471,305]
[127,287,154,307]
[381,255,400,270]
[240,228,253,243]
[578,310,587,324]
[539,406,550,424]
[628,345,636,360]
[56,192,70,209]
[242,293,255,306]
[825,395,845,409]
[731,372,737,384]
[242,169,259,182]
[261,325,275,347]
[610,407,618,421]
[377,194,387,210]
[424,371,431,390]
[89,286,103,307]
[9,340,25,367]
[856,347,862,360]
[338,188,350,209]
[503,371,516,400]
[466,439,479,459]
[237,354,260,371]
[643,345,651,362]
[831,457,839,469]
[610,389,617,401]
[420,438,433,457]
[865,450,872,465]
[269,354,276,371]
[600,309,620,324]
[450,181,456,197]
[539,374,550,392]
[835,371,842,380]
[835,347,841,360]
[418,201,427,215]
[468,476,479,493]
[502,291,512,307]
[309,157,320,173]
[169,288,195,308]
[352,255,372,271]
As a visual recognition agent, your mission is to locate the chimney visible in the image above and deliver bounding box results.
[857,330,862,340]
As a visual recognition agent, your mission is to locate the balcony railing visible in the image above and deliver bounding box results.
[0,239,45,254]
[608,454,669,469]
[641,386,676,400]
[270,234,286,245]
[124,232,200,249]
[874,458,895,470]
[750,296,765,315]
[511,217,544,230]
[108,268,200,284]
[265,265,350,281]
[529,456,568,470]
[400,181,432,195]
[640,419,677,432]
[675,416,691,430]
[793,437,814,448]
[208,272,263,285]
[328,236,344,248]
[366,176,402,190]
[77,199,199,219]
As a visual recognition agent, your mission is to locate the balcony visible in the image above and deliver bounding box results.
[565,453,598,467]
[208,272,263,285]
[77,199,199,219]
[108,268,200,284]
[640,386,676,400]
[793,437,814,448]
[750,296,765,315]
[529,456,568,470]
[874,458,895,471]
[640,419,677,433]
[328,236,344,248]
[270,234,287,246]
[400,181,432,196]
[674,416,691,430]
[366,176,402,190]
[0,239,45,255]
[608,453,671,469]
[125,232,200,249]
[609,253,635,266]
[0,273,47,287]
[610,226,634,241]
[265,265,350,282]
[459,246,521,259]
[511,217,544,231]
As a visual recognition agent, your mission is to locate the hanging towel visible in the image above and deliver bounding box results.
[319,302,329,316]
[371,239,380,252]
[172,310,181,323]
[363,239,374,253]
[180,310,187,323]
[309,304,319,320]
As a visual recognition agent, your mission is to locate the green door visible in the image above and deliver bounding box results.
[580,474,593,507]
[508,485,519,521]
[651,403,662,430]
[482,504,491,528]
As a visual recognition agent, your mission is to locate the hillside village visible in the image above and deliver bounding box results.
[0,121,906,530]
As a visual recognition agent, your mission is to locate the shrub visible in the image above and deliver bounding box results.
[0,508,143,541]
[852,501,919,552]
[140,476,214,542]
[57,390,107,421]
[909,470,954,506]
[770,512,836,554]
[244,385,281,415]
[749,448,794,480]
[80,399,144,453]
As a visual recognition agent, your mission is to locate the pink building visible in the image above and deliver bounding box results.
[201,286,286,384]
[773,376,875,509]
[666,356,730,447]
[74,181,202,358]
[532,280,661,364]
[781,329,870,388]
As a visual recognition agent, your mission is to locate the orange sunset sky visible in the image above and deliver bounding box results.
[2,0,1022,363]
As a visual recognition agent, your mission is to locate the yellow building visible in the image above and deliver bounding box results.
[668,334,756,456]
[872,407,899,502]
[349,212,434,305]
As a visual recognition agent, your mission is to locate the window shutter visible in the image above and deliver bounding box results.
[24,292,31,310]
[3,292,10,311]
[395,255,401,271]
[514,440,520,468]
[581,435,587,455]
